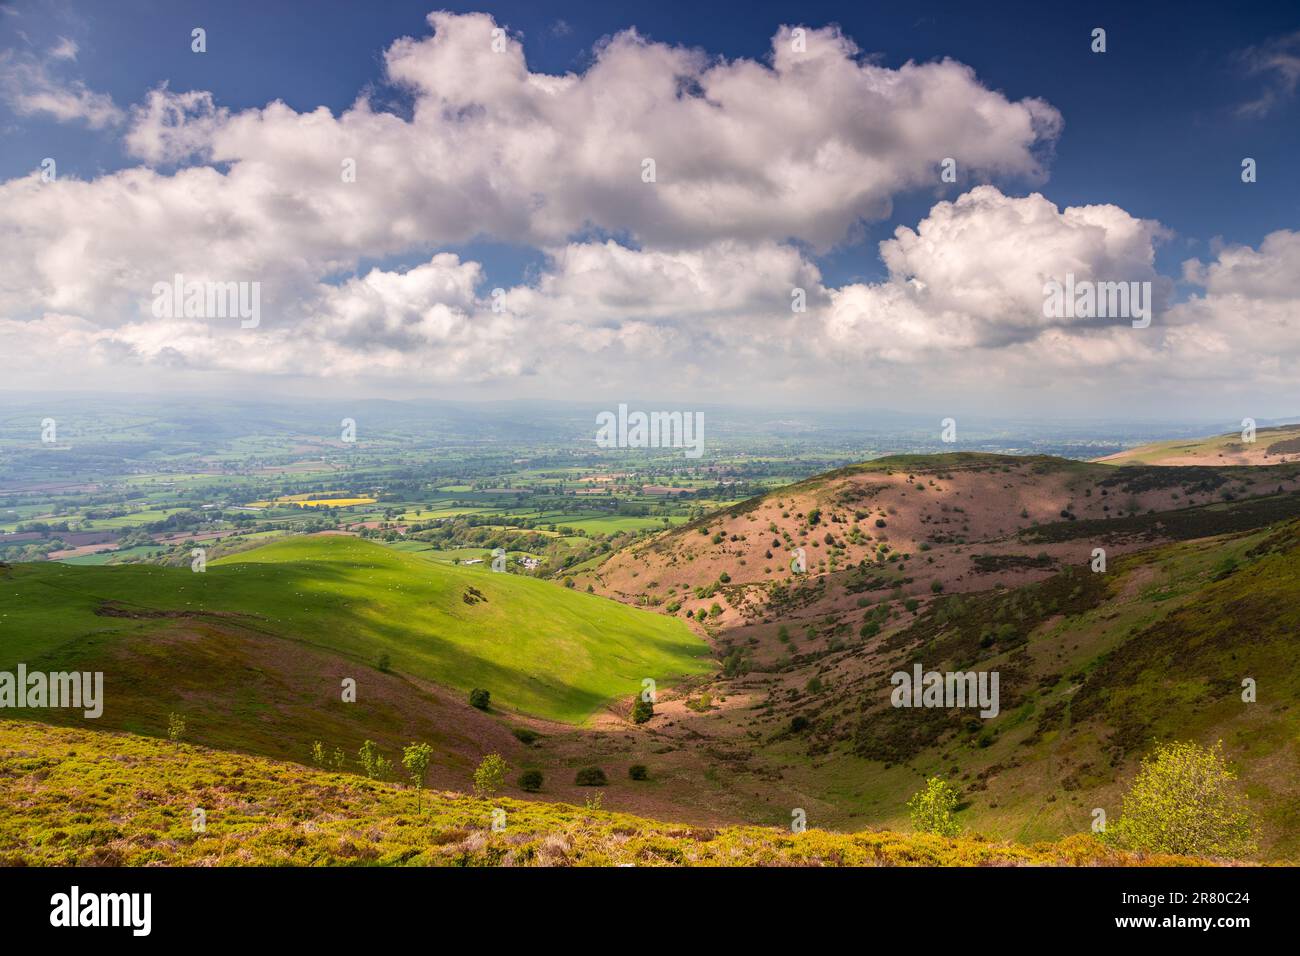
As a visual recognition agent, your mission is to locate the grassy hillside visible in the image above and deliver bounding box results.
[0,535,710,724]
[0,719,1209,867]
[1098,423,1300,465]
[552,451,1300,858]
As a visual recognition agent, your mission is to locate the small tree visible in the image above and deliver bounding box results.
[631,695,654,724]
[358,739,392,780]
[402,742,434,811]
[1107,740,1257,858]
[310,741,326,767]
[907,777,961,837]
[474,753,508,796]
[167,712,187,742]
[469,688,491,711]
[518,769,543,792]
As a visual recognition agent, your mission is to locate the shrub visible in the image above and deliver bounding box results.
[511,726,539,745]
[1106,741,1256,858]
[167,713,187,742]
[376,653,391,673]
[907,777,962,837]
[789,715,810,733]
[517,769,544,792]
[469,688,491,710]
[628,764,649,781]
[574,767,607,787]
[473,753,508,796]
[358,740,392,780]
[631,696,654,724]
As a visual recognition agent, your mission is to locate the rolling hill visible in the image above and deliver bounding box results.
[554,453,1300,858]
[1098,423,1300,466]
[0,535,710,792]
[3,453,1297,861]
[0,719,1208,867]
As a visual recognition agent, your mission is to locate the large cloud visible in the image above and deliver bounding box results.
[823,186,1170,360]
[0,11,1060,326]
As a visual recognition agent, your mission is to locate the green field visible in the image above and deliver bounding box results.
[0,535,710,723]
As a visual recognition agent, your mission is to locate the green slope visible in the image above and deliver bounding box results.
[0,535,710,723]
[836,519,1300,857]
[0,719,1212,866]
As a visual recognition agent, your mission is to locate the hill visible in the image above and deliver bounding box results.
[0,719,1210,867]
[4,454,1296,860]
[1098,423,1300,466]
[553,453,1300,858]
[575,452,1300,630]
[0,536,709,784]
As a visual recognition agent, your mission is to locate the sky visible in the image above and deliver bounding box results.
[1,0,1299,418]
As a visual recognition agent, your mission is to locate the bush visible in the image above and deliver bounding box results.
[631,696,654,724]
[789,715,810,733]
[1106,741,1257,858]
[358,740,393,780]
[469,688,491,711]
[167,712,186,742]
[574,767,607,787]
[628,764,649,781]
[376,653,391,673]
[907,777,961,837]
[511,726,539,746]
[518,769,544,792]
[473,753,508,796]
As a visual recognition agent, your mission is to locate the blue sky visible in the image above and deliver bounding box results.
[1,1,1298,416]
